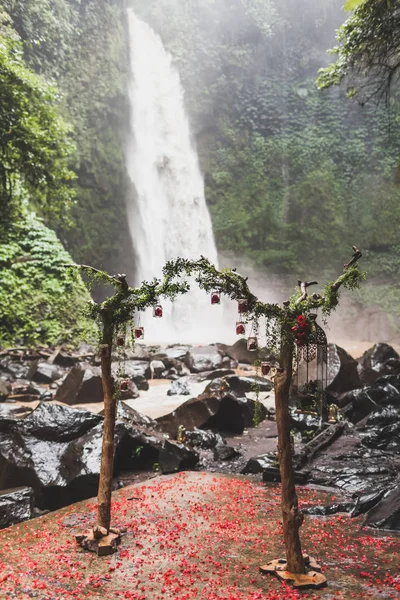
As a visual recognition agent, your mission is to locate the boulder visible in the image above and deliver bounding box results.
[158,440,198,474]
[303,503,353,516]
[161,345,192,361]
[0,379,10,401]
[161,358,191,379]
[19,402,103,443]
[157,379,266,437]
[365,484,400,530]
[145,360,165,379]
[217,339,258,365]
[0,487,34,529]
[54,365,85,405]
[201,369,236,381]
[0,359,29,380]
[30,362,63,384]
[224,375,273,394]
[185,428,225,449]
[289,409,320,433]
[340,382,400,423]
[116,361,149,391]
[184,346,224,373]
[119,380,140,400]
[110,401,159,431]
[359,343,400,374]
[167,378,191,396]
[326,344,361,399]
[213,443,239,461]
[242,453,278,474]
[76,368,104,403]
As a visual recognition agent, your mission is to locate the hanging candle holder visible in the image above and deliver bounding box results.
[236,321,246,336]
[153,304,163,318]
[247,336,258,351]
[261,362,271,376]
[238,298,249,314]
[134,326,145,340]
[100,344,110,358]
[120,379,130,391]
[211,290,221,305]
[116,336,125,347]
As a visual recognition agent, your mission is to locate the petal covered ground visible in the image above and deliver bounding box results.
[0,472,399,600]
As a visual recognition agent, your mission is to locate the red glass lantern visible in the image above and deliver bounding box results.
[261,362,271,376]
[120,379,130,391]
[247,336,258,351]
[153,305,163,318]
[116,336,125,347]
[100,344,109,357]
[238,298,249,314]
[236,322,246,336]
[134,326,145,340]
[211,291,220,305]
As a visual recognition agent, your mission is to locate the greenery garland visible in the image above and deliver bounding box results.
[67,248,366,357]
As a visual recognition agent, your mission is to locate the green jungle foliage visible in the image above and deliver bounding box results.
[130,0,400,327]
[318,0,400,103]
[0,7,92,345]
[0,7,75,223]
[1,0,132,273]
[0,212,92,346]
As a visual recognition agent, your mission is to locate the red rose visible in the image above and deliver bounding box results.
[297,315,306,325]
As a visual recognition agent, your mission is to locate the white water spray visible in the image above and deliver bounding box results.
[126,10,229,343]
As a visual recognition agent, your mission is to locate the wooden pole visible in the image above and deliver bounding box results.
[274,333,306,574]
[97,311,117,533]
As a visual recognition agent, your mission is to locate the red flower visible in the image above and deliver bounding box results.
[297,315,306,326]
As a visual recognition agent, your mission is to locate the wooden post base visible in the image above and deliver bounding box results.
[75,528,121,556]
[260,555,327,589]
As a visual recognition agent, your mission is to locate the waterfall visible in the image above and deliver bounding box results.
[126,10,227,343]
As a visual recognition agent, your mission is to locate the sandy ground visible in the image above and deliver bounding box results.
[0,472,399,600]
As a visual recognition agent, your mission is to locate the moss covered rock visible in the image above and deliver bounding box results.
[0,213,92,347]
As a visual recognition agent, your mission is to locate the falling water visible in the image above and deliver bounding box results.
[126,10,228,343]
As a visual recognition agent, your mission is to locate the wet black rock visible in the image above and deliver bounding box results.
[289,409,320,432]
[158,440,198,474]
[185,428,225,449]
[113,401,159,431]
[30,361,63,384]
[184,345,224,373]
[224,375,273,394]
[326,345,361,400]
[167,378,191,396]
[157,379,266,437]
[242,453,278,474]
[213,443,239,461]
[359,343,400,374]
[0,486,34,529]
[350,489,386,517]
[303,503,353,516]
[360,421,400,453]
[19,402,103,442]
[340,382,400,424]
[365,484,400,530]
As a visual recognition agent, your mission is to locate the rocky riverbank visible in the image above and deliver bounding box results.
[0,340,399,533]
